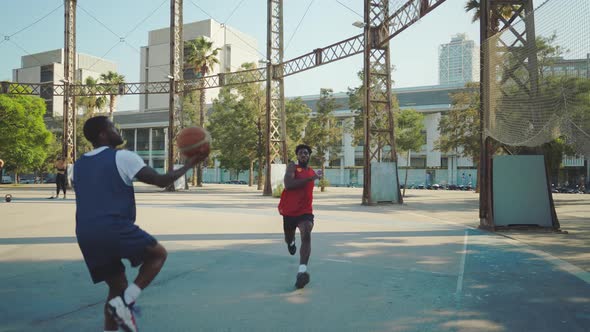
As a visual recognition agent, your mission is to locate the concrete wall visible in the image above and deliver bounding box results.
[12,66,40,83]
[77,54,117,75]
[21,49,62,68]
[194,166,477,188]
[52,64,64,116]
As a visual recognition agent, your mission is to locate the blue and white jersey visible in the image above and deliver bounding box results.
[74,147,145,228]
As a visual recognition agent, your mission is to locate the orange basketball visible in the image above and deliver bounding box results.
[177,126,211,158]
[0,159,4,168]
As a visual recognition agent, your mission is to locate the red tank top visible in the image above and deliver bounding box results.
[278,165,315,216]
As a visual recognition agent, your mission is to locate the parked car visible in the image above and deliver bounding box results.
[19,175,35,184]
[1,175,13,184]
[44,175,56,184]
[224,180,247,184]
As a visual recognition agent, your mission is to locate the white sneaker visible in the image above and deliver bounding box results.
[107,296,138,332]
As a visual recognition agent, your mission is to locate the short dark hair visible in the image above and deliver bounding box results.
[295,144,312,155]
[83,116,109,144]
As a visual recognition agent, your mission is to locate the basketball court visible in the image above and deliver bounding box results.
[0,184,588,331]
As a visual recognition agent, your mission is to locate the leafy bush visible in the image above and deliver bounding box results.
[272,183,284,198]
[318,178,330,191]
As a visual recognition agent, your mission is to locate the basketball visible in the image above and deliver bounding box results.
[177,126,211,158]
[0,159,4,168]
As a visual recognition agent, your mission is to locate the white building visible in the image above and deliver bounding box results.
[12,49,117,117]
[139,19,259,112]
[438,34,479,86]
[296,84,476,187]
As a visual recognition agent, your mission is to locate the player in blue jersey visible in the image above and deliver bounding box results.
[74,116,207,332]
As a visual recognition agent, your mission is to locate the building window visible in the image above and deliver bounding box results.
[121,129,135,151]
[410,157,426,168]
[355,158,364,166]
[40,65,53,83]
[39,69,54,116]
[152,159,165,170]
[224,45,231,72]
[136,128,150,152]
[152,128,166,152]
[441,157,448,168]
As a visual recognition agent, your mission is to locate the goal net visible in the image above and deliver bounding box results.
[483,0,590,156]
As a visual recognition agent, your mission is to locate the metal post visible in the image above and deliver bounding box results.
[479,0,490,226]
[524,0,539,96]
[167,0,183,190]
[362,0,401,205]
[264,0,287,196]
[362,1,371,204]
[63,0,76,163]
[480,0,553,229]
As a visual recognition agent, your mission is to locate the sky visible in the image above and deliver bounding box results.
[0,0,480,111]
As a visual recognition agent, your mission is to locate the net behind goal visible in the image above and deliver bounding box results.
[483,0,590,156]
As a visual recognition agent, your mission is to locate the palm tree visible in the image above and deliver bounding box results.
[465,0,521,32]
[76,76,107,116]
[465,0,481,23]
[184,37,220,186]
[100,71,125,120]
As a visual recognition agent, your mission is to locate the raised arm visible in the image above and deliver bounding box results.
[135,153,205,188]
[284,162,320,190]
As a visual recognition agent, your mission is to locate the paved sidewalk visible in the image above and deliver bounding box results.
[0,184,588,331]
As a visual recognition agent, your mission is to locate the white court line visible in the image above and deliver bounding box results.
[404,210,590,285]
[455,230,468,298]
[324,258,352,263]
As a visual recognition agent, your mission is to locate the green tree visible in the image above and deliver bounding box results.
[76,76,107,116]
[304,88,342,192]
[465,0,521,31]
[0,95,53,183]
[436,82,481,166]
[208,87,256,179]
[184,37,220,186]
[100,71,125,120]
[209,63,312,189]
[285,97,312,161]
[234,62,267,189]
[36,134,62,183]
[347,70,366,146]
[493,34,585,182]
[347,69,402,155]
[530,76,590,182]
[395,109,425,196]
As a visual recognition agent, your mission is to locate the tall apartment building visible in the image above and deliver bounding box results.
[139,19,259,112]
[12,49,116,117]
[438,34,479,86]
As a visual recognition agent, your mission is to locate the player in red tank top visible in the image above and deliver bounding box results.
[278,144,323,289]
